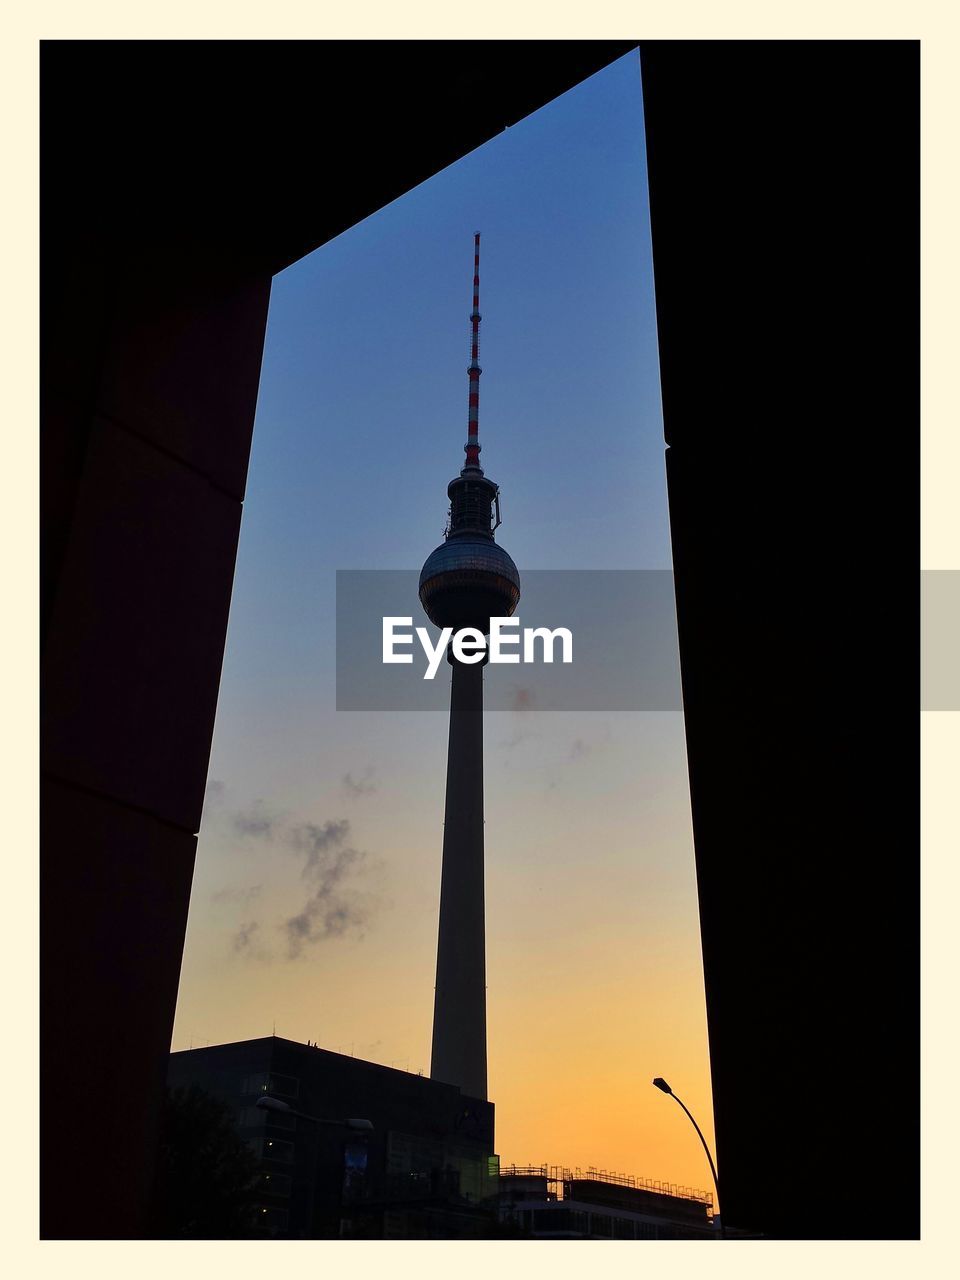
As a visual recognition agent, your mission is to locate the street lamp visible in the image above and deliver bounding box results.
[255,1096,373,1238]
[255,1095,373,1130]
[652,1077,723,1237]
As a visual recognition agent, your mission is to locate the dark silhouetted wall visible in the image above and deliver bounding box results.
[640,41,918,1238]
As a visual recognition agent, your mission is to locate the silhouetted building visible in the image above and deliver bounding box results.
[499,1166,717,1239]
[167,1037,499,1238]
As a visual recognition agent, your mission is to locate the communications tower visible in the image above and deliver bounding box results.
[419,234,521,1100]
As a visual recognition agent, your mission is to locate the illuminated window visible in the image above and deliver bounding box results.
[260,1137,294,1163]
[342,1142,369,1203]
[259,1172,292,1197]
[240,1072,298,1099]
[266,1073,299,1098]
[256,1205,289,1233]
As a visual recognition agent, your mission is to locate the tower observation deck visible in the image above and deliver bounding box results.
[419,234,520,1100]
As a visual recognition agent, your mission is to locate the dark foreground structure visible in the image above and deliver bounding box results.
[42,42,917,1238]
[168,1038,498,1238]
[499,1167,718,1239]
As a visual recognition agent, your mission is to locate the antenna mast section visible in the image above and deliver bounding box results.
[465,231,482,471]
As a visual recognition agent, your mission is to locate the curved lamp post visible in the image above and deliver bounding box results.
[255,1095,373,1130]
[255,1096,373,1238]
[652,1077,723,1237]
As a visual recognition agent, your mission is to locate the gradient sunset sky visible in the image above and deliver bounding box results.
[172,49,717,1199]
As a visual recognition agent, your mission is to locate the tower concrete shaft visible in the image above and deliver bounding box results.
[430,654,487,1098]
[421,233,519,1100]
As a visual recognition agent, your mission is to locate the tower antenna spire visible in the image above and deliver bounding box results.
[419,234,520,1102]
[465,231,482,471]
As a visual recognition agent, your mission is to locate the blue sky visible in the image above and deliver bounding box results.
[173,50,716,1191]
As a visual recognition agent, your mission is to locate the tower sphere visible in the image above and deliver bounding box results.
[418,229,520,636]
[419,535,520,635]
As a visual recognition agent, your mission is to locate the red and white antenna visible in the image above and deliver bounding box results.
[465,231,482,470]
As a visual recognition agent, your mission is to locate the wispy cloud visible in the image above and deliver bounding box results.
[232,919,273,962]
[214,799,381,963]
[233,921,260,952]
[289,819,351,875]
[233,800,278,839]
[496,686,538,750]
[342,768,377,797]
[511,686,535,713]
[211,884,262,907]
[199,779,227,831]
[542,727,611,790]
[283,818,373,958]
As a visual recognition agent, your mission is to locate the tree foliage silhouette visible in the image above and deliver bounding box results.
[150,1085,261,1238]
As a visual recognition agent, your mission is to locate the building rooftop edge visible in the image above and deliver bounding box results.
[169,1036,492,1104]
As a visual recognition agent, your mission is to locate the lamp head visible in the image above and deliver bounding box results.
[652,1077,673,1095]
[255,1095,292,1113]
